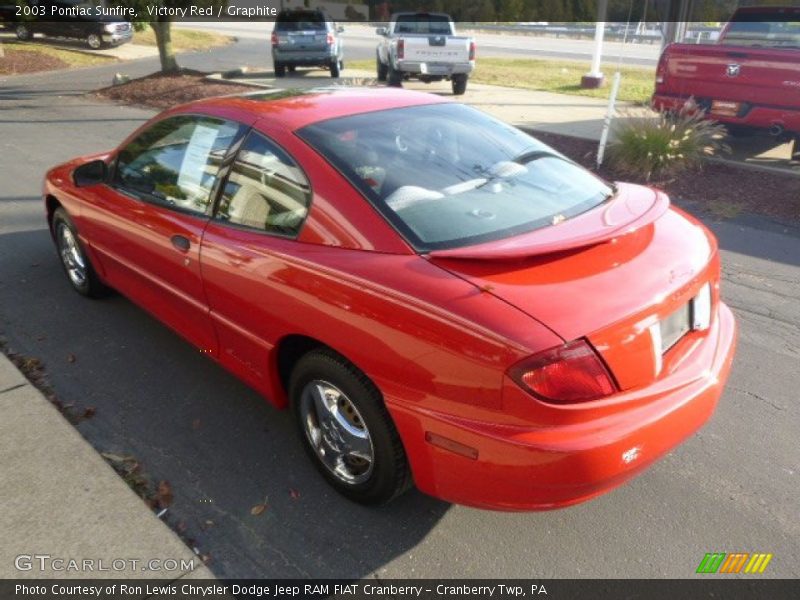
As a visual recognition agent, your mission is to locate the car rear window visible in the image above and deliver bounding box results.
[395,14,452,35]
[275,11,327,32]
[723,15,800,47]
[298,103,614,252]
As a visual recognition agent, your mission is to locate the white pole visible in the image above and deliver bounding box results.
[597,71,622,168]
[582,0,608,88]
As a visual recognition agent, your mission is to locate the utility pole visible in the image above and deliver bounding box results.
[581,0,608,89]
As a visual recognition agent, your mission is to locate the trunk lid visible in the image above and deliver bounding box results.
[429,183,718,391]
[402,35,472,63]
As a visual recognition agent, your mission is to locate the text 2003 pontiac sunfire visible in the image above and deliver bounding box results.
[44,88,736,510]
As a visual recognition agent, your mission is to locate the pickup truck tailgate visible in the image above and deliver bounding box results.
[402,35,471,63]
[658,44,800,109]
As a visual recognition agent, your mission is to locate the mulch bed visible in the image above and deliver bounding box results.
[0,48,67,75]
[94,69,254,110]
[531,131,800,222]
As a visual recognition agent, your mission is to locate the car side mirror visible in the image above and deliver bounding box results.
[376,27,387,36]
[73,159,108,187]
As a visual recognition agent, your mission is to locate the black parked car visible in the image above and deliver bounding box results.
[1,0,132,50]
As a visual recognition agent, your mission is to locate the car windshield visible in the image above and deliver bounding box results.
[276,11,327,32]
[299,103,614,251]
[395,14,452,35]
[722,15,800,47]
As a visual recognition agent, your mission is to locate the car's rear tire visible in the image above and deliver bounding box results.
[451,74,468,96]
[387,63,402,88]
[52,208,108,298]
[290,349,411,505]
[15,24,33,41]
[86,33,103,50]
[330,59,341,78]
[274,62,286,78]
[376,55,388,82]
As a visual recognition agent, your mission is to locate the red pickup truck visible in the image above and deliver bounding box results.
[652,6,800,158]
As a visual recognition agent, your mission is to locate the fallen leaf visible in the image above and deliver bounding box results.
[177,521,188,533]
[67,353,76,363]
[205,519,214,526]
[289,488,300,500]
[200,554,212,564]
[156,480,174,508]
[101,452,128,463]
[250,503,266,516]
[83,406,96,418]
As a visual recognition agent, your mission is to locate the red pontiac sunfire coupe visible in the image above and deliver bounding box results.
[44,88,737,510]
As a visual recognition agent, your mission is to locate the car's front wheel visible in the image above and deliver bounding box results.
[15,24,33,41]
[290,349,411,505]
[52,207,107,298]
[86,33,103,50]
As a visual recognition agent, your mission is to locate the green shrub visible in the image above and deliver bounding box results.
[607,103,730,182]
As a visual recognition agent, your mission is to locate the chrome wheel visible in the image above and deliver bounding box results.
[16,24,30,41]
[299,379,374,485]
[87,33,102,50]
[57,223,87,288]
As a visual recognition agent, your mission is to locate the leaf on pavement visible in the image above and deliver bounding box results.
[250,503,267,516]
[67,353,76,363]
[156,480,174,508]
[83,406,96,418]
[289,488,300,500]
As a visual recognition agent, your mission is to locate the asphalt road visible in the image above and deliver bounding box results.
[1,53,798,579]
[176,22,661,67]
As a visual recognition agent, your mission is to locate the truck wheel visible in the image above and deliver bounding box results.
[451,74,468,96]
[330,59,341,78]
[290,349,411,505]
[387,63,402,88]
[86,33,103,50]
[274,62,286,78]
[376,55,388,82]
[15,24,33,41]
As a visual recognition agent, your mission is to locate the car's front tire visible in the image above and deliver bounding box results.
[15,24,33,41]
[290,349,411,505]
[86,33,103,50]
[52,208,107,298]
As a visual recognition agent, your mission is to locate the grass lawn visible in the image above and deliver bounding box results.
[0,39,115,72]
[348,57,655,105]
[133,28,232,52]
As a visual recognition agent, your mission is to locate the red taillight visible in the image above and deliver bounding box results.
[271,32,278,46]
[397,39,405,59]
[509,339,617,404]
[469,41,476,61]
[327,33,335,45]
[655,48,669,86]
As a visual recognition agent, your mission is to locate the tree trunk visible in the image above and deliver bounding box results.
[151,18,178,73]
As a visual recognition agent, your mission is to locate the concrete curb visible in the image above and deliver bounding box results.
[0,352,215,580]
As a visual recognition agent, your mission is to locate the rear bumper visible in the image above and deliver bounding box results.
[395,60,474,77]
[389,303,737,511]
[273,47,338,66]
[652,92,800,134]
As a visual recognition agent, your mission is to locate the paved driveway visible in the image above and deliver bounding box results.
[1,59,798,579]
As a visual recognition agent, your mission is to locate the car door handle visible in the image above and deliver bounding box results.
[171,235,191,252]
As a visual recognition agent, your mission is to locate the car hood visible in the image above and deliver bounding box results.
[428,183,718,390]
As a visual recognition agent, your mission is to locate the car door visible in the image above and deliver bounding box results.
[78,114,243,354]
[199,130,313,395]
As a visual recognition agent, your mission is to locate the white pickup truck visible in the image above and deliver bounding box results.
[376,12,476,95]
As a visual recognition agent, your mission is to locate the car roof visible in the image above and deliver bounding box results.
[177,87,450,131]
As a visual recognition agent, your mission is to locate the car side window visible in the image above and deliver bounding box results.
[215,132,311,237]
[114,115,240,216]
